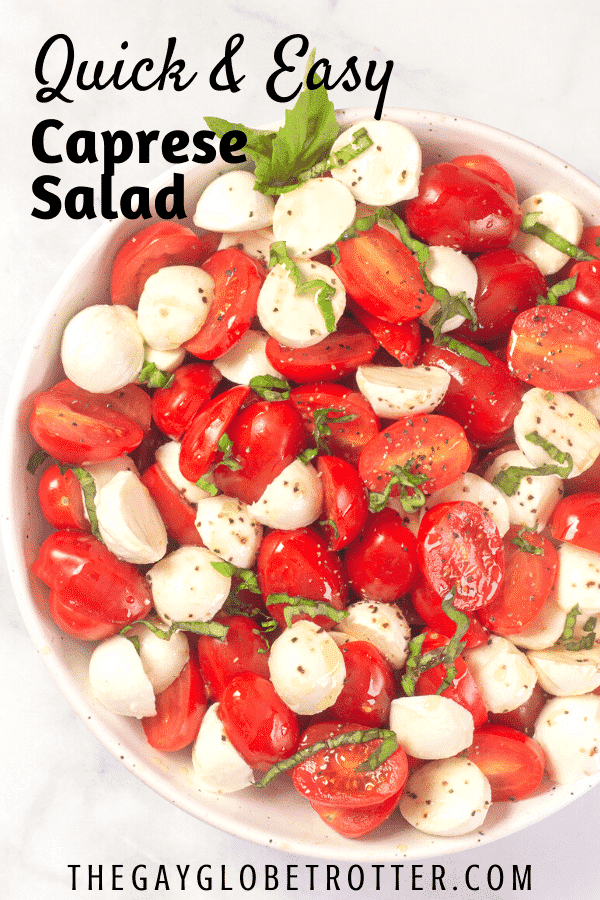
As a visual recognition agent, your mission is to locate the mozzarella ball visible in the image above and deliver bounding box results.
[154,441,216,505]
[213,330,282,385]
[94,470,168,565]
[89,635,156,719]
[505,594,567,651]
[389,695,474,759]
[61,304,144,393]
[147,546,231,624]
[527,645,600,696]
[355,364,451,418]
[334,600,411,669]
[399,758,491,837]
[218,227,274,266]
[195,494,263,569]
[128,619,190,695]
[555,542,600,615]
[193,170,274,233]
[268,620,345,715]
[420,246,478,333]
[247,459,323,530]
[137,265,214,351]
[484,449,564,532]
[143,343,186,373]
[464,635,537,714]
[512,192,583,275]
[272,178,356,258]
[421,472,510,538]
[85,454,139,492]
[192,703,254,793]
[534,694,600,785]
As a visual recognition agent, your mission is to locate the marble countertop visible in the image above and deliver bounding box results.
[3,2,600,897]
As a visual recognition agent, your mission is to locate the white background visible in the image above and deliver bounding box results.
[3,1,600,898]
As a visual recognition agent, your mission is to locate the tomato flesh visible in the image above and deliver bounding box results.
[466,724,546,801]
[142,653,207,752]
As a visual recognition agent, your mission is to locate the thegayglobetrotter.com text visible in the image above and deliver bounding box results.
[67,862,532,893]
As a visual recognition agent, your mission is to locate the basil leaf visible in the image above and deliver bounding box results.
[536,275,577,306]
[436,336,490,366]
[249,374,291,401]
[196,475,218,496]
[269,241,337,333]
[368,461,428,514]
[311,406,357,454]
[492,432,573,496]
[265,593,348,628]
[121,619,228,641]
[520,212,596,261]
[138,361,174,389]
[27,448,50,474]
[205,116,276,170]
[66,465,102,541]
[511,526,544,556]
[296,126,373,182]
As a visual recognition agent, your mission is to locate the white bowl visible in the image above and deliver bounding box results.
[3,109,600,862]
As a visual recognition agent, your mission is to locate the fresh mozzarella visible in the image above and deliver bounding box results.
[330,119,422,206]
[193,170,274,233]
[533,694,600,785]
[247,459,323,530]
[85,455,139,492]
[483,448,563,532]
[143,342,186,373]
[420,246,478,334]
[555,542,600,615]
[256,259,346,349]
[399,758,491,837]
[512,192,583,275]
[127,618,190,695]
[527,645,600,696]
[355,364,451,418]
[61,304,144,393]
[334,600,411,669]
[93,469,168,565]
[572,385,600,420]
[218,228,275,266]
[389,695,474,759]
[213,330,282,385]
[505,593,567,651]
[136,265,214,352]
[192,703,254,793]
[89,635,156,719]
[272,178,356,258]
[195,494,263,569]
[268,620,345,715]
[146,546,231,625]
[463,635,538,714]
[513,388,600,478]
[154,441,216,505]
[421,472,510,537]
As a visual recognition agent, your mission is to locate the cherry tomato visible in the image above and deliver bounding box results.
[332,224,434,323]
[411,578,488,649]
[213,399,308,504]
[414,631,488,728]
[549,492,600,553]
[218,672,299,770]
[344,507,419,603]
[195,614,270,701]
[358,413,472,497]
[417,501,505,611]
[142,652,207,752]
[579,225,600,260]
[329,642,396,728]
[29,380,145,465]
[110,222,220,308]
[405,162,522,252]
[151,363,221,440]
[38,464,90,532]
[346,299,421,366]
[256,527,348,630]
[507,305,600,391]
[31,530,152,640]
[316,455,368,551]
[465,724,546,801]
[184,248,266,360]
[419,338,523,446]
[140,461,204,547]
[292,720,408,808]
[310,791,400,838]
[477,530,557,635]
[451,154,517,198]
[178,385,250,483]
[561,259,600,323]
[264,321,377,383]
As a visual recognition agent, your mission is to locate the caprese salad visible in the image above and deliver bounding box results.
[25,76,600,841]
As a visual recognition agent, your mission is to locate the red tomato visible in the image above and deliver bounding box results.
[142,652,207,752]
[213,400,308,504]
[411,578,488,649]
[346,299,421,366]
[405,162,522,253]
[329,642,396,728]
[29,381,145,465]
[292,720,408,808]
[451,154,517,198]
[507,305,600,391]
[256,527,348,630]
[415,631,488,728]
[310,791,399,838]
[196,614,270,701]
[454,249,547,344]
[316,455,368,551]
[489,683,547,737]
[579,225,600,260]
[184,248,266,360]
[465,724,546,801]
[178,385,249,483]
[110,222,220,308]
[344,507,419,603]
[218,672,299,770]
[38,464,90,532]
[477,530,557,635]
[332,224,434,323]
[417,501,505,611]
[549,492,600,553]
[52,379,153,434]
[140,462,204,547]
[264,322,377,383]
[419,339,523,446]
[151,363,221,440]
[358,414,472,497]
[31,530,152,640]
[561,259,600,323]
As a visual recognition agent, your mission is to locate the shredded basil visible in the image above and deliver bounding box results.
[27,448,50,474]
[311,406,357,454]
[521,212,596,261]
[559,603,598,651]
[368,461,428,514]
[401,588,468,696]
[269,241,337,333]
[436,336,490,367]
[121,618,228,641]
[536,275,577,306]
[138,361,174,389]
[511,525,544,556]
[265,593,348,629]
[249,374,291,401]
[210,560,260,595]
[492,432,573,496]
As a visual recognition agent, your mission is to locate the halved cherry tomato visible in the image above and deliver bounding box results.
[195,614,270,701]
[477,529,557,635]
[142,652,207,752]
[343,507,419,603]
[184,248,266,360]
[264,321,377,383]
[31,530,152,640]
[415,631,488,728]
[579,225,600,260]
[140,462,204,547]
[218,672,299,770]
[29,380,145,465]
[561,259,600,323]
[151,363,221,440]
[316,455,368,551]
[310,791,400,838]
[329,642,395,728]
[332,224,434,323]
[417,501,504,611]
[110,222,220,308]
[465,724,546,801]
[451,154,517,198]
[178,384,249,482]
[38,464,90,532]
[410,577,488,649]
[346,298,421,366]
[405,163,522,253]
[507,305,600,391]
[549,492,600,554]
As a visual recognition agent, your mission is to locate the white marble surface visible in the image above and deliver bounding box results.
[3,1,600,897]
